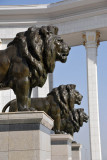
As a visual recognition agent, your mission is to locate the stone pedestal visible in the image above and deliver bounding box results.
[0,111,54,160]
[51,134,73,160]
[72,142,82,160]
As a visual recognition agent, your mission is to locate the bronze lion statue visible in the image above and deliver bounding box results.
[0,26,70,111]
[2,84,88,135]
[60,108,88,135]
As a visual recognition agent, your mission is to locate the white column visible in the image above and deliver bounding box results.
[32,74,53,98]
[83,31,102,160]
[49,73,53,92]
[38,75,49,97]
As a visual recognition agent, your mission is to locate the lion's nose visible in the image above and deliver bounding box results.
[64,45,70,52]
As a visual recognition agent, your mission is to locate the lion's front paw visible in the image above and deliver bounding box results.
[18,106,30,111]
[60,131,67,134]
[29,107,36,111]
[0,83,6,88]
[54,130,61,134]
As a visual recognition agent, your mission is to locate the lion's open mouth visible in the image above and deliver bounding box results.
[61,55,68,62]
[84,115,89,122]
[77,101,81,105]
[76,95,83,105]
[56,52,69,63]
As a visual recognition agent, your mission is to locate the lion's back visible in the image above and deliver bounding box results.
[31,97,50,112]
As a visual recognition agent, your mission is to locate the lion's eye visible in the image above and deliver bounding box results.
[58,39,63,43]
[58,39,63,44]
[60,39,63,42]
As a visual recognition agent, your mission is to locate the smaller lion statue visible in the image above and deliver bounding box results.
[2,84,88,135]
[60,108,88,135]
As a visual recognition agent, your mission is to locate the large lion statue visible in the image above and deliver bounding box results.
[2,84,88,135]
[0,26,70,111]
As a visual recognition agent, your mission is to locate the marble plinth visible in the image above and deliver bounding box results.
[0,111,54,160]
[72,142,82,160]
[51,134,73,160]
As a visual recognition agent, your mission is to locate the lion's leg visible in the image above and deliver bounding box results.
[13,77,31,111]
[9,100,17,112]
[54,112,61,133]
[51,106,61,133]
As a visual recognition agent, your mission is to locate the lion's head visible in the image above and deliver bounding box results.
[61,108,89,135]
[71,90,83,105]
[7,26,70,87]
[77,108,89,126]
[47,84,83,111]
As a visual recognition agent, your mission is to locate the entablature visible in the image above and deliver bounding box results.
[0,0,107,46]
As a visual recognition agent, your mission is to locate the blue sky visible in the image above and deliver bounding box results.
[0,0,107,160]
[0,0,62,5]
[54,42,107,160]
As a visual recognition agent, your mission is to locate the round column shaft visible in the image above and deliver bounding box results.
[83,31,102,160]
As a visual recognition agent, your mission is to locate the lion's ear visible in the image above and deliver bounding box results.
[54,26,58,35]
[28,27,36,32]
[66,84,76,90]
[40,26,58,37]
[40,26,49,37]
[47,26,58,35]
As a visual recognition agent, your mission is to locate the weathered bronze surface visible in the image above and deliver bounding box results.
[0,26,70,111]
[2,84,88,135]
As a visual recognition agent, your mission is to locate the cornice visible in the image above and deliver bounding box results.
[0,0,106,16]
[0,1,107,31]
[0,0,107,46]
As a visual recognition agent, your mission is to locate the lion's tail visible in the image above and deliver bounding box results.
[2,99,15,113]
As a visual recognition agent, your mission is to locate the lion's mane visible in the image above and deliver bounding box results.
[7,26,60,87]
[47,84,82,112]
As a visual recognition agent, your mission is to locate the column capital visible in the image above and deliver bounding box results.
[82,31,100,48]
